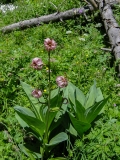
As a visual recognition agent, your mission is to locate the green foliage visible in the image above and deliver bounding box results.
[0,0,120,159]
[65,81,109,136]
[14,81,69,159]
[13,79,108,159]
[46,132,68,146]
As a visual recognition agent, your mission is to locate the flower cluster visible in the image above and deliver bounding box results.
[31,38,68,98]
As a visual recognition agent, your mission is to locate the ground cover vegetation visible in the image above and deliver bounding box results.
[0,0,120,159]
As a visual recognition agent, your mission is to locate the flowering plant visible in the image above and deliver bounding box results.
[14,38,109,160]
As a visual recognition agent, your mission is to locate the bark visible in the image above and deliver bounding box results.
[87,0,98,10]
[0,5,94,33]
[99,0,120,77]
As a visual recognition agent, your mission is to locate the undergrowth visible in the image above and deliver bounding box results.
[0,0,120,159]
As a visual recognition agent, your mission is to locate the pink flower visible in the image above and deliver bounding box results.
[56,76,68,88]
[31,57,43,70]
[44,38,57,51]
[32,89,42,98]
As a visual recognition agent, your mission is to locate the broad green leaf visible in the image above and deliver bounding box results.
[85,97,109,123]
[69,123,77,137]
[19,144,41,159]
[49,158,67,160]
[14,106,35,128]
[68,82,85,106]
[20,81,45,120]
[14,106,35,117]
[69,99,86,122]
[50,91,63,109]
[46,109,58,130]
[49,115,63,132]
[39,105,47,123]
[49,109,67,132]
[15,113,28,128]
[51,88,60,99]
[46,132,68,146]
[20,81,45,104]
[68,83,76,107]
[96,87,104,102]
[75,86,85,106]
[69,114,91,136]
[75,100,86,122]
[14,107,45,138]
[84,81,97,109]
[62,85,69,99]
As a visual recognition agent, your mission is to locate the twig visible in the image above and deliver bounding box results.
[101,48,112,52]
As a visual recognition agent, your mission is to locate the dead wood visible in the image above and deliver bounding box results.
[99,0,120,77]
[0,5,94,33]
[101,48,112,52]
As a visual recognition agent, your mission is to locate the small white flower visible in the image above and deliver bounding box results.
[78,37,85,41]
[83,34,88,37]
[116,84,120,87]
[66,31,72,34]
[0,4,17,13]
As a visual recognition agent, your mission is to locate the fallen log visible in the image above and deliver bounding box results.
[0,5,94,33]
[0,0,119,33]
[99,0,120,77]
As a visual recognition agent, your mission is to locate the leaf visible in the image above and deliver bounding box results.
[68,83,76,107]
[46,132,68,146]
[14,106,35,117]
[19,144,41,159]
[15,113,28,128]
[75,100,86,122]
[14,106,45,138]
[20,81,45,120]
[75,86,85,106]
[47,109,58,130]
[39,105,48,123]
[68,95,86,123]
[84,80,97,109]
[69,123,77,137]
[21,81,45,103]
[96,87,104,102]
[51,88,60,99]
[85,97,109,123]
[67,82,85,107]
[50,90,63,109]
[69,113,91,136]
[14,106,35,128]
[49,113,63,132]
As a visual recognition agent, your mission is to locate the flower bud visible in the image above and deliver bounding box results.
[31,89,42,98]
[56,76,68,88]
[44,38,57,51]
[31,57,43,70]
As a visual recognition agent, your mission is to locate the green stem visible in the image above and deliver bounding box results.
[30,100,40,119]
[42,51,51,159]
[46,50,51,140]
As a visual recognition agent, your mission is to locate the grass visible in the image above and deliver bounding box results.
[0,0,120,159]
